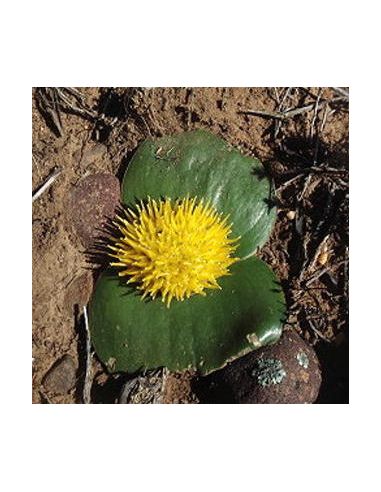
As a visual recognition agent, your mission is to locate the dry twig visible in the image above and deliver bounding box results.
[32,167,62,202]
[240,95,347,121]
[82,305,93,404]
[332,87,349,99]
[35,87,98,136]
[306,318,331,342]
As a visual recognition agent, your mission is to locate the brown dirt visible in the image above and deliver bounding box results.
[162,371,199,404]
[32,87,348,404]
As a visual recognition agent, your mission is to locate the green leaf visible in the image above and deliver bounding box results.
[122,130,275,258]
[89,257,285,375]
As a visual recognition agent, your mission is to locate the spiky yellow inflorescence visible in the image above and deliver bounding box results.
[108,197,239,307]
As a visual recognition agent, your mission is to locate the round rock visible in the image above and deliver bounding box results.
[68,173,120,249]
[196,330,321,404]
[42,355,77,395]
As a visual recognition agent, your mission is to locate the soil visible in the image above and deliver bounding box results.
[32,87,349,404]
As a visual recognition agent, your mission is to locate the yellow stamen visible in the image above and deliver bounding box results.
[108,197,239,307]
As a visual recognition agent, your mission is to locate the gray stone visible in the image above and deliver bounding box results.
[42,355,77,395]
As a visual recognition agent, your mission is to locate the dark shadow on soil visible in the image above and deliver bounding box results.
[81,206,126,291]
[74,305,87,403]
[91,87,132,143]
[262,135,348,182]
[115,147,138,182]
[192,375,235,403]
[315,336,349,404]
[91,373,129,404]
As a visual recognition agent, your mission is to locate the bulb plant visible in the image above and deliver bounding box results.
[89,130,286,375]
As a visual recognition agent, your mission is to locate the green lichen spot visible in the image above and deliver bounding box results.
[251,358,286,386]
[296,351,309,369]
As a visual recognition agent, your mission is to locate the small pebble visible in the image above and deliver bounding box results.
[287,210,296,220]
[42,355,77,395]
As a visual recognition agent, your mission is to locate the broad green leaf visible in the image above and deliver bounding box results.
[89,257,285,375]
[122,130,275,258]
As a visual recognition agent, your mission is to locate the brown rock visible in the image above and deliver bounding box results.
[68,173,120,249]
[42,355,77,395]
[196,330,322,404]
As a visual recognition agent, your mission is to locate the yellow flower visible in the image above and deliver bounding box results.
[108,197,239,307]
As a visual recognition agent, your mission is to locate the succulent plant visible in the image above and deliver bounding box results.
[89,130,286,375]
